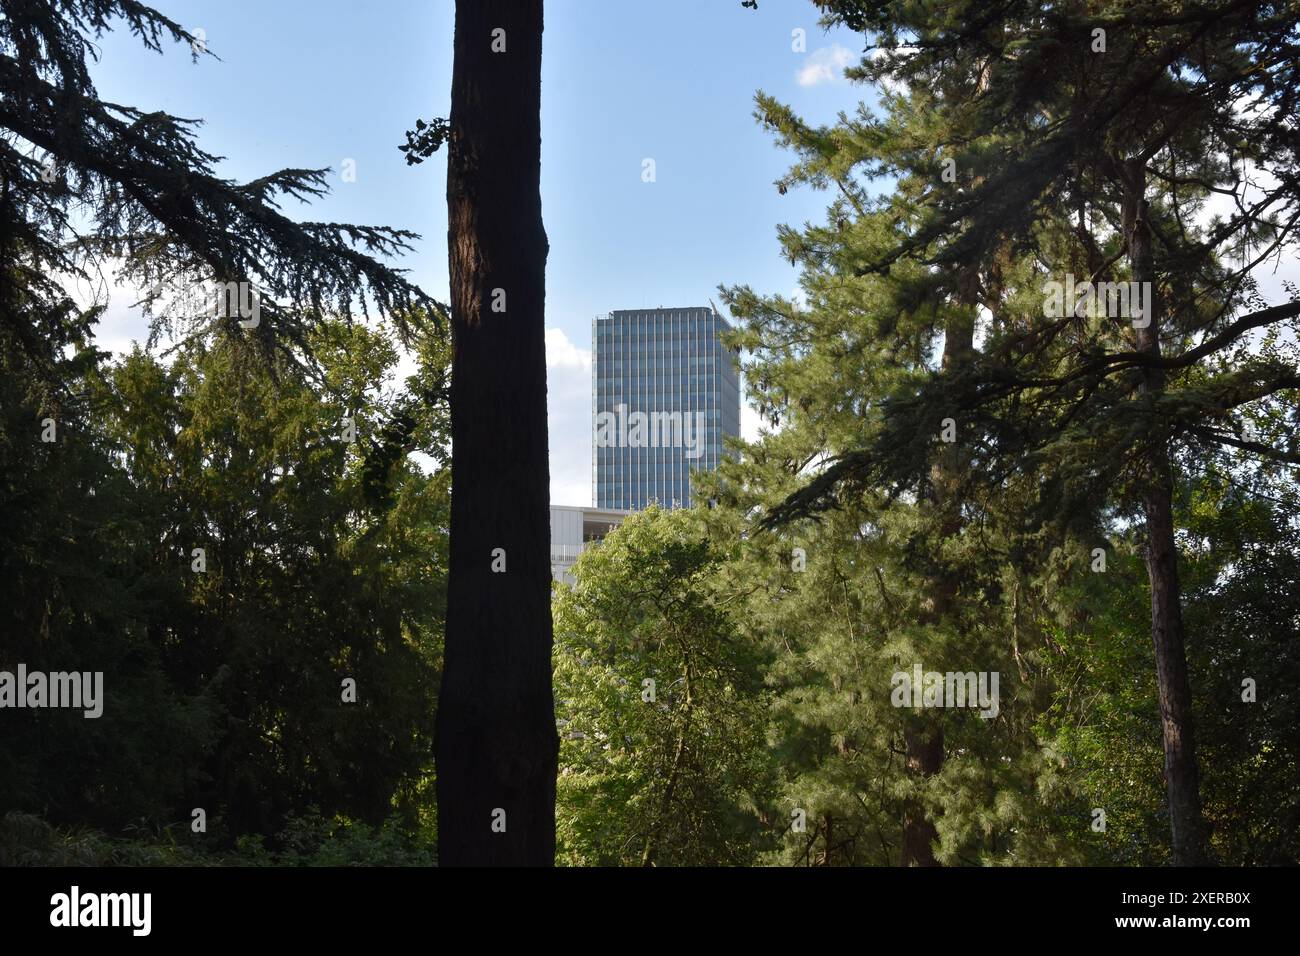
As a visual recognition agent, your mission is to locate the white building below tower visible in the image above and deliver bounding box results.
[549,504,630,585]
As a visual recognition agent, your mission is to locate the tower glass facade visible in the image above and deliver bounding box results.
[592,306,740,510]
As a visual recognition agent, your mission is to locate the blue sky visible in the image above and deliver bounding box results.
[84,0,875,504]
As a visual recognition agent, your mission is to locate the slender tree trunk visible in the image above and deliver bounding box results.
[642,661,692,867]
[436,0,558,866]
[901,274,977,867]
[1124,159,1209,866]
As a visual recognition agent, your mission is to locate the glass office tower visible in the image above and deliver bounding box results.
[593,306,740,511]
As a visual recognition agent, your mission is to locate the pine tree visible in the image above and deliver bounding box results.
[0,0,439,381]
[761,0,1300,865]
[710,181,1096,863]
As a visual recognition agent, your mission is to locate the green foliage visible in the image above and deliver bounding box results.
[1034,550,1170,865]
[707,0,1300,867]
[1041,470,1300,865]
[0,318,450,846]
[0,810,436,866]
[0,0,451,857]
[273,809,437,866]
[4,0,1298,868]
[554,505,772,866]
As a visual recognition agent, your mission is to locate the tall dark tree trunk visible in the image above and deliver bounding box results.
[901,722,942,866]
[1124,160,1209,866]
[436,0,557,866]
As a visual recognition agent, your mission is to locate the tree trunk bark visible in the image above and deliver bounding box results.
[1124,160,1209,866]
[901,722,943,866]
[436,0,558,866]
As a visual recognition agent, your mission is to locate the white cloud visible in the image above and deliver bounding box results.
[797,44,854,87]
[546,325,590,372]
[546,327,593,507]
